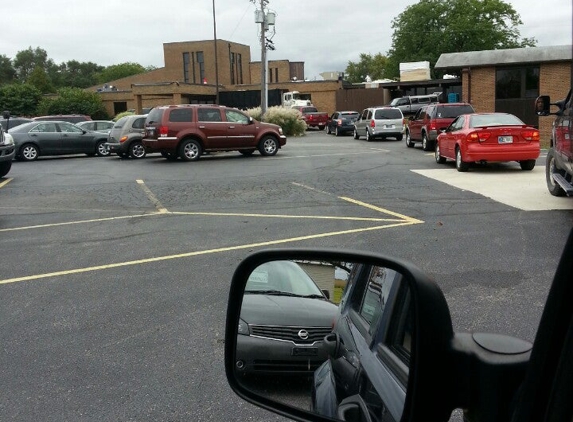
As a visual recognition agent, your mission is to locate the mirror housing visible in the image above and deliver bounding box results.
[225,248,456,422]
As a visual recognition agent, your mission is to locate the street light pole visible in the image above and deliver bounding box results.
[212,0,220,104]
[259,0,267,115]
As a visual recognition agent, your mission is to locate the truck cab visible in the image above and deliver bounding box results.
[537,90,573,196]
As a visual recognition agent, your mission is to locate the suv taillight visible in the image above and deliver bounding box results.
[429,121,437,130]
[159,126,169,136]
[370,120,375,128]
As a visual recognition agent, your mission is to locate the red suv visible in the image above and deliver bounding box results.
[142,105,286,161]
[405,102,475,151]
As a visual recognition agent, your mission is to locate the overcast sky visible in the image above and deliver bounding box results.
[2,0,571,81]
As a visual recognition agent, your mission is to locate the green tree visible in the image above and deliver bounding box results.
[345,53,389,83]
[385,0,537,78]
[27,66,55,94]
[0,84,42,116]
[0,55,16,85]
[59,60,104,89]
[13,47,55,82]
[37,87,109,119]
[97,62,148,84]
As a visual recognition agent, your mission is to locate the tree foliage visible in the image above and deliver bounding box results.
[97,62,148,84]
[27,66,55,94]
[0,55,16,85]
[13,47,55,82]
[385,0,537,78]
[0,84,42,116]
[345,53,389,83]
[37,88,109,119]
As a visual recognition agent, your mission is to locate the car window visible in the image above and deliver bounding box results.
[244,261,322,296]
[98,122,114,130]
[374,109,402,119]
[436,105,475,118]
[359,266,396,334]
[146,108,163,124]
[81,122,95,130]
[225,110,249,124]
[342,112,359,118]
[132,118,146,129]
[30,123,57,133]
[113,117,128,129]
[197,108,222,122]
[59,123,83,133]
[169,108,193,123]
[450,116,465,131]
[470,113,524,127]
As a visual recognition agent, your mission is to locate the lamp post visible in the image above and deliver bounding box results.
[212,0,220,104]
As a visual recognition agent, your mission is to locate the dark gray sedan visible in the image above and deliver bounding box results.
[235,260,338,376]
[9,121,110,161]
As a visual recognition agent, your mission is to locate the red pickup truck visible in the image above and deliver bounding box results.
[291,106,329,130]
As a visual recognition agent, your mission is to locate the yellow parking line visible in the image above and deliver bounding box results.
[170,211,402,222]
[0,177,13,188]
[137,179,169,213]
[0,213,162,233]
[0,221,418,285]
[338,197,424,224]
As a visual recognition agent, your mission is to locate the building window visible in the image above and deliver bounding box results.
[191,52,196,84]
[183,52,190,83]
[230,52,235,85]
[269,67,273,83]
[197,51,205,83]
[237,54,243,84]
[496,66,539,99]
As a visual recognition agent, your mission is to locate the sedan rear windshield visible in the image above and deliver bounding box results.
[374,109,402,119]
[470,114,524,128]
[436,105,475,118]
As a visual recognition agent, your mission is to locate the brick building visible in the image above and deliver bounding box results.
[435,45,572,144]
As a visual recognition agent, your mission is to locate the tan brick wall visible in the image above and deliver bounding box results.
[539,62,571,145]
[468,67,495,113]
[267,60,291,83]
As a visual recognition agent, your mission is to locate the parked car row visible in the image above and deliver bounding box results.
[326,107,406,141]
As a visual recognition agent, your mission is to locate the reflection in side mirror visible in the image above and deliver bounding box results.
[535,95,550,116]
[232,258,412,422]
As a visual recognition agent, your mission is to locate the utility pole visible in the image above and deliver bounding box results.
[212,0,220,104]
[253,1,275,116]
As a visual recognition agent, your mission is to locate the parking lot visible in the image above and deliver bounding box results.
[1,131,572,421]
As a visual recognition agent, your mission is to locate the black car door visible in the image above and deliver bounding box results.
[58,122,91,154]
[27,122,61,154]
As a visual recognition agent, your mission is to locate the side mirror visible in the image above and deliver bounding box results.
[535,95,551,116]
[225,249,457,422]
[2,110,10,119]
[248,117,254,124]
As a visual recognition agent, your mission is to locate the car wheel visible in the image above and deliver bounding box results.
[20,143,39,161]
[455,147,469,172]
[258,136,279,156]
[435,142,446,164]
[405,130,415,148]
[240,149,255,156]
[365,130,372,142]
[519,159,536,171]
[546,148,566,196]
[179,139,202,161]
[353,128,360,140]
[422,132,433,151]
[335,127,340,137]
[318,125,325,130]
[325,125,331,135]
[396,134,403,141]
[129,141,146,159]
[96,140,110,157]
[0,161,11,178]
[161,152,178,161]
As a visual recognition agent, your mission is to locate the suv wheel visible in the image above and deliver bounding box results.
[335,127,340,137]
[422,132,433,151]
[353,128,360,140]
[0,161,11,178]
[259,136,279,156]
[179,139,202,161]
[325,125,331,135]
[129,141,146,159]
[546,148,566,196]
[365,130,372,142]
[519,160,536,171]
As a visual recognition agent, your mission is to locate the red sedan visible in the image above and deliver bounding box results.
[434,113,540,172]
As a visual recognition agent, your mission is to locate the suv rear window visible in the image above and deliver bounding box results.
[375,109,402,119]
[169,108,193,123]
[436,105,475,118]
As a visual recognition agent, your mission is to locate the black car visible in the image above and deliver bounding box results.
[10,121,110,161]
[235,260,338,376]
[312,263,410,420]
[325,111,360,136]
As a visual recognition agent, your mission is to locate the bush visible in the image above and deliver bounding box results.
[245,106,307,137]
[36,87,109,119]
[113,111,135,122]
